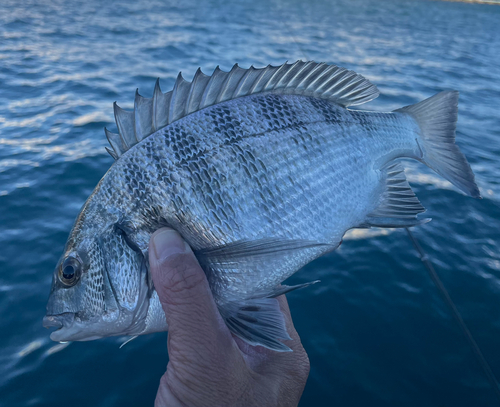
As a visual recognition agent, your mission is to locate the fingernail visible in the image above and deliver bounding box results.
[152,229,190,261]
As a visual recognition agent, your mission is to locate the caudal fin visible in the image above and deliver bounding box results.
[395,91,480,198]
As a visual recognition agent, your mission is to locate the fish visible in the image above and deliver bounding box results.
[43,61,480,351]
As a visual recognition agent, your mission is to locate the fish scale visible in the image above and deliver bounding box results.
[44,61,479,351]
[115,96,395,290]
[112,103,375,292]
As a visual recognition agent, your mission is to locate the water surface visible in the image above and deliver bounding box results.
[1,0,500,406]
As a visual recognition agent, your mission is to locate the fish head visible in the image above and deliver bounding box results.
[43,223,151,342]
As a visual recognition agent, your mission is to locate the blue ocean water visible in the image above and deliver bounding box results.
[1,0,500,405]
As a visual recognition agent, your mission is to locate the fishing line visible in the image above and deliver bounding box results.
[406,228,500,403]
[277,4,312,61]
[276,3,500,401]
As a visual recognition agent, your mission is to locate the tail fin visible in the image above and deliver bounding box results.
[395,91,480,198]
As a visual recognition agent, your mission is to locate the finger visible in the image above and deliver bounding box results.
[149,228,233,353]
[268,295,310,385]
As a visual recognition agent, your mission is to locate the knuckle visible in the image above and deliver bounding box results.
[295,349,310,381]
[300,351,311,378]
[288,343,310,381]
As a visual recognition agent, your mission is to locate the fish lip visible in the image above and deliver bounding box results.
[43,313,75,331]
[42,316,63,329]
[43,313,103,342]
[43,313,76,342]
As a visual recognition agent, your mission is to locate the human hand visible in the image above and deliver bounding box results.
[149,228,310,407]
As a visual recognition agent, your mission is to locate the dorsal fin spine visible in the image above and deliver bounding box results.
[113,102,136,148]
[325,71,351,94]
[134,89,142,141]
[274,61,300,89]
[232,65,255,97]
[306,65,335,91]
[227,65,248,100]
[237,66,263,95]
[199,66,222,108]
[134,89,154,141]
[216,64,239,103]
[152,79,162,131]
[331,71,349,93]
[291,61,319,90]
[185,68,206,114]
[302,63,329,91]
[153,78,172,129]
[313,66,339,92]
[248,64,274,94]
[169,73,187,124]
[263,62,290,92]
[288,61,316,89]
[105,127,124,158]
[301,63,328,90]
[278,61,305,89]
[338,76,364,94]
[105,147,118,159]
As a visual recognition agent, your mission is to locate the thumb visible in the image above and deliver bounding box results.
[149,228,231,352]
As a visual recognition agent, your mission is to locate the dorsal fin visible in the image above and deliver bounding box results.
[152,78,171,130]
[104,127,124,159]
[113,103,136,148]
[134,90,154,141]
[106,61,379,159]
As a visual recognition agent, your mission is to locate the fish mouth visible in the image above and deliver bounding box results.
[43,313,106,342]
[43,313,75,341]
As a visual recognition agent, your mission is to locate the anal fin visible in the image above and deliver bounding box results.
[363,162,430,228]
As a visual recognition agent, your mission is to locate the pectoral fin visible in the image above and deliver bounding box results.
[195,237,333,266]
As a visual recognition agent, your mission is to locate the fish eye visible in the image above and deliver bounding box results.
[58,256,82,287]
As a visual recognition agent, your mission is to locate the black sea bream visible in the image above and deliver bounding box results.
[43,61,479,351]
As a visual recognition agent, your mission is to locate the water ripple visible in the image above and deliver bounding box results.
[1,0,499,406]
